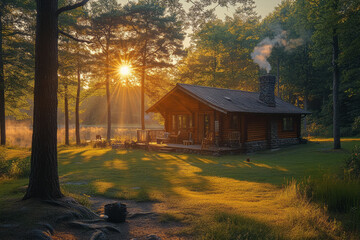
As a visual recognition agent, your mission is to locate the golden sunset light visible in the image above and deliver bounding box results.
[118,65,131,76]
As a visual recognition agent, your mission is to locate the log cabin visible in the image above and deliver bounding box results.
[146,75,310,152]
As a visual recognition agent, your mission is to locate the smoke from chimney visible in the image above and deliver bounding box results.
[251,31,286,73]
[251,28,305,73]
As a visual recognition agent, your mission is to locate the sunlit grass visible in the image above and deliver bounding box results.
[307,137,360,142]
[1,139,359,239]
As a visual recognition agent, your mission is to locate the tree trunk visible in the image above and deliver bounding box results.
[304,43,309,137]
[332,29,341,149]
[276,57,280,98]
[64,83,69,145]
[0,11,5,146]
[106,50,111,141]
[141,66,145,130]
[141,40,147,131]
[24,0,62,200]
[75,62,80,145]
[304,93,308,136]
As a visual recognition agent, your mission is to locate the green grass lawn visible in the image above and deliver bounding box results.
[1,139,359,239]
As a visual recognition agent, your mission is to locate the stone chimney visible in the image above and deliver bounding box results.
[259,75,276,107]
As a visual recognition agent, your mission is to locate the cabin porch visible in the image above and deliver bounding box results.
[136,141,243,155]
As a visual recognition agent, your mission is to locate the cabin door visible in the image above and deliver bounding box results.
[199,113,210,141]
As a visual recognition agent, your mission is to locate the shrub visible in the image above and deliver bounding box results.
[93,141,109,148]
[306,122,329,137]
[307,176,360,213]
[298,175,360,233]
[0,149,30,179]
[352,117,360,132]
[344,145,360,179]
[0,149,10,176]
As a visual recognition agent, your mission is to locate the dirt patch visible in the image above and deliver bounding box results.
[0,197,188,240]
[86,197,187,240]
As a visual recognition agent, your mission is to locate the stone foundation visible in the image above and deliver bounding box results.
[277,138,300,146]
[244,138,300,153]
[243,140,268,153]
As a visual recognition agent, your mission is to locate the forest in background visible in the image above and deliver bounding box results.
[1,0,360,145]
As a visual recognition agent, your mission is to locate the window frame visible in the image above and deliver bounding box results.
[172,113,192,130]
[282,117,294,132]
[230,114,240,130]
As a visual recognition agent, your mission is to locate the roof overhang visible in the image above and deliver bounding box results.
[146,84,228,114]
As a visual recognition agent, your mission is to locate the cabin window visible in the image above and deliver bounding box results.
[231,114,239,129]
[189,114,193,128]
[282,117,294,131]
[177,115,188,129]
[172,115,176,130]
[204,114,210,135]
[172,114,192,130]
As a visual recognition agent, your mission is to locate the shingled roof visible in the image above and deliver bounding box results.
[147,83,310,115]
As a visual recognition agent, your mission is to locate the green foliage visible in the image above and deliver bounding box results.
[299,176,360,233]
[179,14,260,91]
[344,145,360,179]
[306,121,329,137]
[2,0,35,120]
[0,149,30,179]
[303,176,360,212]
[352,117,360,135]
[92,141,109,148]
[292,146,360,233]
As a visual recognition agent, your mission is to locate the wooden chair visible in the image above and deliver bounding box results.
[229,131,241,147]
[169,130,181,143]
[156,132,170,144]
[201,132,213,150]
[183,132,194,146]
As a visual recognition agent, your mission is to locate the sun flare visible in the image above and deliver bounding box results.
[119,65,131,76]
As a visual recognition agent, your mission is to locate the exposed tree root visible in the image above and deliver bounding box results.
[23,197,122,239]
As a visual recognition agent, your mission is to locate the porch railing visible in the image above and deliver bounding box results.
[222,131,241,147]
[137,129,165,143]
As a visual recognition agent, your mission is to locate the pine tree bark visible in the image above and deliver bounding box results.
[0,11,6,146]
[304,43,309,136]
[64,84,69,145]
[141,66,145,130]
[105,41,111,141]
[23,0,62,200]
[276,57,280,98]
[75,62,81,145]
[332,29,341,149]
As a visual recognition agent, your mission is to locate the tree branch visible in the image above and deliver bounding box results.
[59,30,92,43]
[57,0,90,15]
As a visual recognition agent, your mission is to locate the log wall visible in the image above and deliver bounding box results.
[277,115,300,139]
[246,116,267,142]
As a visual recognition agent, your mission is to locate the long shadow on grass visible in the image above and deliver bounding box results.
[57,142,354,200]
[57,148,212,199]
[56,146,310,199]
[177,142,353,185]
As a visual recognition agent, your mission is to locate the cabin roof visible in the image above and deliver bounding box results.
[147,83,311,115]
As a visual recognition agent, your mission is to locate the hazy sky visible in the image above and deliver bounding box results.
[216,0,283,19]
[116,0,284,46]
[254,0,283,18]
[117,0,283,18]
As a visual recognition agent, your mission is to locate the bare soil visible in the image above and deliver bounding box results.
[0,197,189,240]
